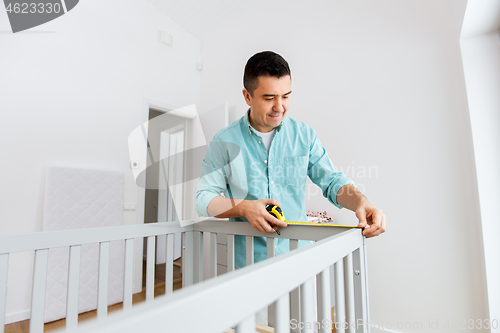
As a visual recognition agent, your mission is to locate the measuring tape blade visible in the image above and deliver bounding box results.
[285,221,359,228]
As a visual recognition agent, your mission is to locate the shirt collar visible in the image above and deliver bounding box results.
[243,108,284,133]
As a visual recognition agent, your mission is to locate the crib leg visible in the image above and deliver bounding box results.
[289,239,300,333]
[353,245,369,333]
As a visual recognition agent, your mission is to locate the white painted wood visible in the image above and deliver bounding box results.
[335,260,346,333]
[353,245,368,333]
[267,237,276,328]
[30,248,49,333]
[289,239,300,333]
[210,233,217,278]
[266,237,276,258]
[363,244,370,329]
[146,236,156,301]
[0,221,187,254]
[227,234,235,272]
[193,231,203,283]
[0,253,9,333]
[0,220,368,333]
[193,220,347,242]
[0,220,349,255]
[236,314,255,333]
[275,293,290,333]
[165,234,174,294]
[66,245,82,329]
[97,241,110,319]
[344,253,356,333]
[183,231,194,287]
[203,232,210,280]
[72,229,363,333]
[246,236,254,266]
[181,232,186,286]
[123,239,134,309]
[301,277,316,333]
[317,267,332,333]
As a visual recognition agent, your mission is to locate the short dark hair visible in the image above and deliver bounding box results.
[243,51,291,96]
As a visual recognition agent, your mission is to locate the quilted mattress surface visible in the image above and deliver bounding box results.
[42,166,124,323]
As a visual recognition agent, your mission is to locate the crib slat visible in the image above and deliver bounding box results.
[0,253,9,333]
[289,239,300,333]
[97,241,110,318]
[236,314,255,333]
[181,232,186,284]
[317,267,332,333]
[193,231,203,283]
[183,232,194,287]
[245,236,253,266]
[335,259,346,333]
[123,238,134,309]
[344,253,356,333]
[165,234,174,294]
[353,245,369,333]
[227,234,235,272]
[301,277,315,333]
[210,233,217,278]
[66,245,82,329]
[30,248,49,333]
[267,237,276,328]
[146,236,156,301]
[275,293,290,333]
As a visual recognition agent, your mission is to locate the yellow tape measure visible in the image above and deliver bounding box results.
[266,205,360,229]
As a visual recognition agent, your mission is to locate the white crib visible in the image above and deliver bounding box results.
[0,220,370,333]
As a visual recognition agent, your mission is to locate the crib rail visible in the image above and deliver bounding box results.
[66,227,368,333]
[0,220,370,333]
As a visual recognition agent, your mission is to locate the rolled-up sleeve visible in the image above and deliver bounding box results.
[307,129,356,209]
[195,141,228,217]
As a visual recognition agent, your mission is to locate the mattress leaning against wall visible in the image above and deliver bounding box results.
[42,166,124,323]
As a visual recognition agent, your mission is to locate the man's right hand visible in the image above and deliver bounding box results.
[207,197,288,233]
[239,198,288,233]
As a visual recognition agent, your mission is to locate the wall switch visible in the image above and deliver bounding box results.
[124,203,137,211]
[158,30,173,46]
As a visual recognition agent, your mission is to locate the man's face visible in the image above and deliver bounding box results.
[243,75,291,133]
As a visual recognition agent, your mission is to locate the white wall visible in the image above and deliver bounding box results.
[200,0,488,331]
[461,31,500,330]
[0,0,201,322]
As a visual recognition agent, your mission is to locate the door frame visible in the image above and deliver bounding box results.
[133,97,196,293]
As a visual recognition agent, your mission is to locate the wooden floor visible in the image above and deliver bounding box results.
[4,259,182,333]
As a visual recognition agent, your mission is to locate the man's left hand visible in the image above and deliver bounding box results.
[355,204,386,238]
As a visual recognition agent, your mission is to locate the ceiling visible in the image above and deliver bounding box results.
[147,0,500,41]
[461,0,500,37]
[147,0,264,40]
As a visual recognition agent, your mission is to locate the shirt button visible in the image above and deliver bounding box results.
[271,181,274,184]
[258,141,261,144]
[264,160,267,163]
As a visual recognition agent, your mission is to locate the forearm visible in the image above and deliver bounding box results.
[206,196,247,218]
[336,184,369,211]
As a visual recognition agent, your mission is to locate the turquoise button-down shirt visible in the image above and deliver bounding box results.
[196,111,355,268]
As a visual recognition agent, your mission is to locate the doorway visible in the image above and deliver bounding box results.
[144,109,186,263]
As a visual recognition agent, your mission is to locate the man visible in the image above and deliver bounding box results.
[196,51,385,268]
